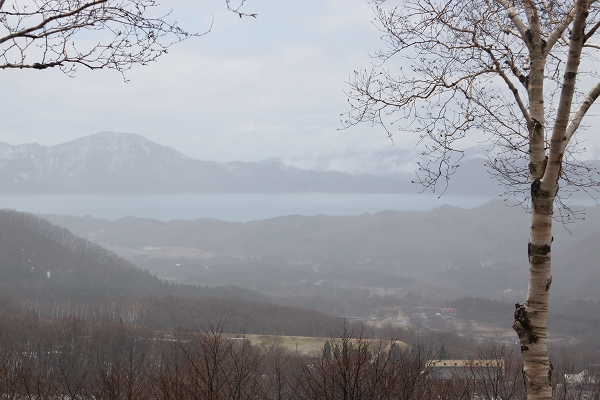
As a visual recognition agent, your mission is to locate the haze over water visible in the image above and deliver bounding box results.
[0,193,503,222]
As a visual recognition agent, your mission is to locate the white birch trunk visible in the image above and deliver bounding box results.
[513,1,590,399]
[346,2,600,397]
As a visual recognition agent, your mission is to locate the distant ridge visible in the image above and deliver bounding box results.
[0,132,411,194]
[42,199,600,301]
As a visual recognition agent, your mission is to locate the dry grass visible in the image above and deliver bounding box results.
[238,334,409,356]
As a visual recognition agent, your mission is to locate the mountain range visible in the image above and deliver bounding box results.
[0,131,540,195]
[0,132,415,194]
[41,199,600,302]
[38,200,600,344]
[2,130,599,198]
[2,203,599,343]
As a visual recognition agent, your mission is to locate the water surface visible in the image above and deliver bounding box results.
[0,193,505,222]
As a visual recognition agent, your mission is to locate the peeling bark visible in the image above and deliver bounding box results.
[513,1,592,399]
[514,2,590,397]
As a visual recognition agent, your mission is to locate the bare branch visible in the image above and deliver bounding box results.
[547,0,589,160]
[584,18,600,41]
[545,5,576,55]
[496,0,529,44]
[485,0,522,38]
[0,0,202,76]
[0,0,109,46]
[477,40,532,125]
[225,0,256,19]
[564,81,600,143]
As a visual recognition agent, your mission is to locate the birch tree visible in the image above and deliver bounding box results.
[343,1,600,399]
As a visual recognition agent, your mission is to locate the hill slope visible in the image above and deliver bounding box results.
[0,209,170,301]
[0,209,345,335]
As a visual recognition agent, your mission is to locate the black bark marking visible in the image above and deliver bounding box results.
[565,71,576,80]
[518,74,530,87]
[545,276,552,291]
[531,179,542,196]
[528,156,547,178]
[528,242,551,256]
[531,177,554,215]
[513,303,538,344]
[528,242,551,265]
[525,29,532,45]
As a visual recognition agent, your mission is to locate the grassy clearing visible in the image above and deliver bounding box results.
[239,334,409,356]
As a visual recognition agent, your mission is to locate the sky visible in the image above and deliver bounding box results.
[2,0,600,174]
[0,0,408,166]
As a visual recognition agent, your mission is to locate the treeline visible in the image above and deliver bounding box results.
[11,295,340,338]
[0,314,522,400]
[1,313,597,400]
[136,256,412,293]
[2,298,599,399]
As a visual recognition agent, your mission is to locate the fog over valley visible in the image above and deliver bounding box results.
[1,132,599,349]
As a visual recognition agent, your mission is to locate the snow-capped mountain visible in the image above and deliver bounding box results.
[0,132,411,194]
[0,132,236,193]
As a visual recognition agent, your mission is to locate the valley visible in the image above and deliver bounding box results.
[35,200,600,351]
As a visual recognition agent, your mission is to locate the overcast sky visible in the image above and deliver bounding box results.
[0,0,409,165]
[2,0,600,172]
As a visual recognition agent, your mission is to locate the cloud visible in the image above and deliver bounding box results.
[281,148,422,177]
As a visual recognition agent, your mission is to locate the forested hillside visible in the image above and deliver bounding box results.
[0,209,185,301]
[33,201,600,348]
[0,210,344,336]
[44,199,600,301]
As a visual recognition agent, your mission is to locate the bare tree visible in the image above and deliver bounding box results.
[175,321,264,400]
[291,325,431,400]
[464,345,526,400]
[343,1,600,399]
[0,0,205,78]
[261,344,295,400]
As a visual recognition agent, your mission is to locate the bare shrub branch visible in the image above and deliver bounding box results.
[0,0,203,78]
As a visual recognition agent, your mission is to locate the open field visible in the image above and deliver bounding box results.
[107,245,216,259]
[239,334,409,356]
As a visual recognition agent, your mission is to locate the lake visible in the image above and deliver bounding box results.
[0,193,505,222]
